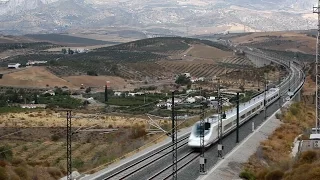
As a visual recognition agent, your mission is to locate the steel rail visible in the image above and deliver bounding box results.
[103,135,190,179]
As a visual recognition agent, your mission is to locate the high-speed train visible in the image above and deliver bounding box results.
[188,88,280,148]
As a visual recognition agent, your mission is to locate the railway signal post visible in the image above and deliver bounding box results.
[171,91,178,180]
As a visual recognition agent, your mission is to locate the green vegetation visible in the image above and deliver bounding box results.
[175,74,191,86]
[239,169,256,180]
[25,34,117,45]
[0,42,60,53]
[258,48,314,62]
[38,95,82,109]
[0,145,13,161]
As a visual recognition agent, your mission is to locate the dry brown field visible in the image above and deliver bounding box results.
[0,67,77,89]
[186,44,233,59]
[63,75,135,91]
[0,110,172,179]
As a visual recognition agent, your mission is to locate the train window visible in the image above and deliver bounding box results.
[205,122,211,130]
[241,114,245,119]
[246,112,250,116]
[194,123,210,136]
[224,122,232,131]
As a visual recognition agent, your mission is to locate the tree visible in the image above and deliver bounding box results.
[61,48,67,54]
[87,71,98,76]
[175,75,191,86]
[85,87,91,93]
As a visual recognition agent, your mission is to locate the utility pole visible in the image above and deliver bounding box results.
[171,91,177,180]
[236,92,240,143]
[199,99,206,174]
[105,81,110,103]
[314,1,320,134]
[67,110,72,180]
[264,74,267,120]
[217,77,223,158]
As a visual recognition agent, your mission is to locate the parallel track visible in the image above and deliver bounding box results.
[104,135,189,179]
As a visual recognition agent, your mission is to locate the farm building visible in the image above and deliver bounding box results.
[20,104,46,109]
[7,63,20,69]
[114,92,122,96]
[26,60,47,66]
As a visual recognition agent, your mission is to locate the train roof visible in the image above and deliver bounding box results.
[199,88,279,125]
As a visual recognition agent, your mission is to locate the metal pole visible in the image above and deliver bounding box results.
[314,2,320,134]
[67,111,72,180]
[171,91,177,180]
[105,83,108,102]
[217,78,223,158]
[264,75,267,120]
[236,92,240,143]
[199,100,206,174]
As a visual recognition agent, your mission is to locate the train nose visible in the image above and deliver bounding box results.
[188,139,208,147]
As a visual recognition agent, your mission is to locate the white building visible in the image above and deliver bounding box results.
[8,63,20,69]
[182,73,191,77]
[186,97,196,103]
[166,98,182,104]
[114,92,122,96]
[26,60,47,66]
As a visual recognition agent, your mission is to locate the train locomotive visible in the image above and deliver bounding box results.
[188,88,280,148]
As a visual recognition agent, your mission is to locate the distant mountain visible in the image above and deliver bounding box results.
[0,0,318,35]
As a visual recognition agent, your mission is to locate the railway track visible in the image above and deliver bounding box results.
[147,151,199,180]
[84,48,305,180]
[104,135,190,180]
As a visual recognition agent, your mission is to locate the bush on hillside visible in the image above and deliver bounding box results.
[0,167,8,180]
[265,169,284,180]
[0,146,13,161]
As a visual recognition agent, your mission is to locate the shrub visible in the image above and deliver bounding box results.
[130,125,147,139]
[265,169,284,180]
[298,150,317,164]
[14,167,28,179]
[0,167,8,180]
[239,169,256,180]
[0,146,13,161]
[72,158,84,169]
[11,158,24,166]
[47,167,62,178]
[0,160,7,167]
[51,134,60,142]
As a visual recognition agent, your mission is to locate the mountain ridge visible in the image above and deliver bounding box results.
[0,0,318,35]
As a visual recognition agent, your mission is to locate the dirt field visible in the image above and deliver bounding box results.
[63,75,135,91]
[186,44,233,59]
[0,67,77,89]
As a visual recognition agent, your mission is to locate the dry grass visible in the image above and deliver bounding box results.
[0,110,195,178]
[186,44,232,59]
[63,75,134,91]
[243,101,316,180]
[0,110,147,128]
[0,67,77,89]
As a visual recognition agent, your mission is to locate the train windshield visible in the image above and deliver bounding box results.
[193,123,210,137]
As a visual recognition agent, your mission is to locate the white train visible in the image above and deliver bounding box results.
[188,88,280,148]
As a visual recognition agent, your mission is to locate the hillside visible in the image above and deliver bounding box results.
[0,37,255,91]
